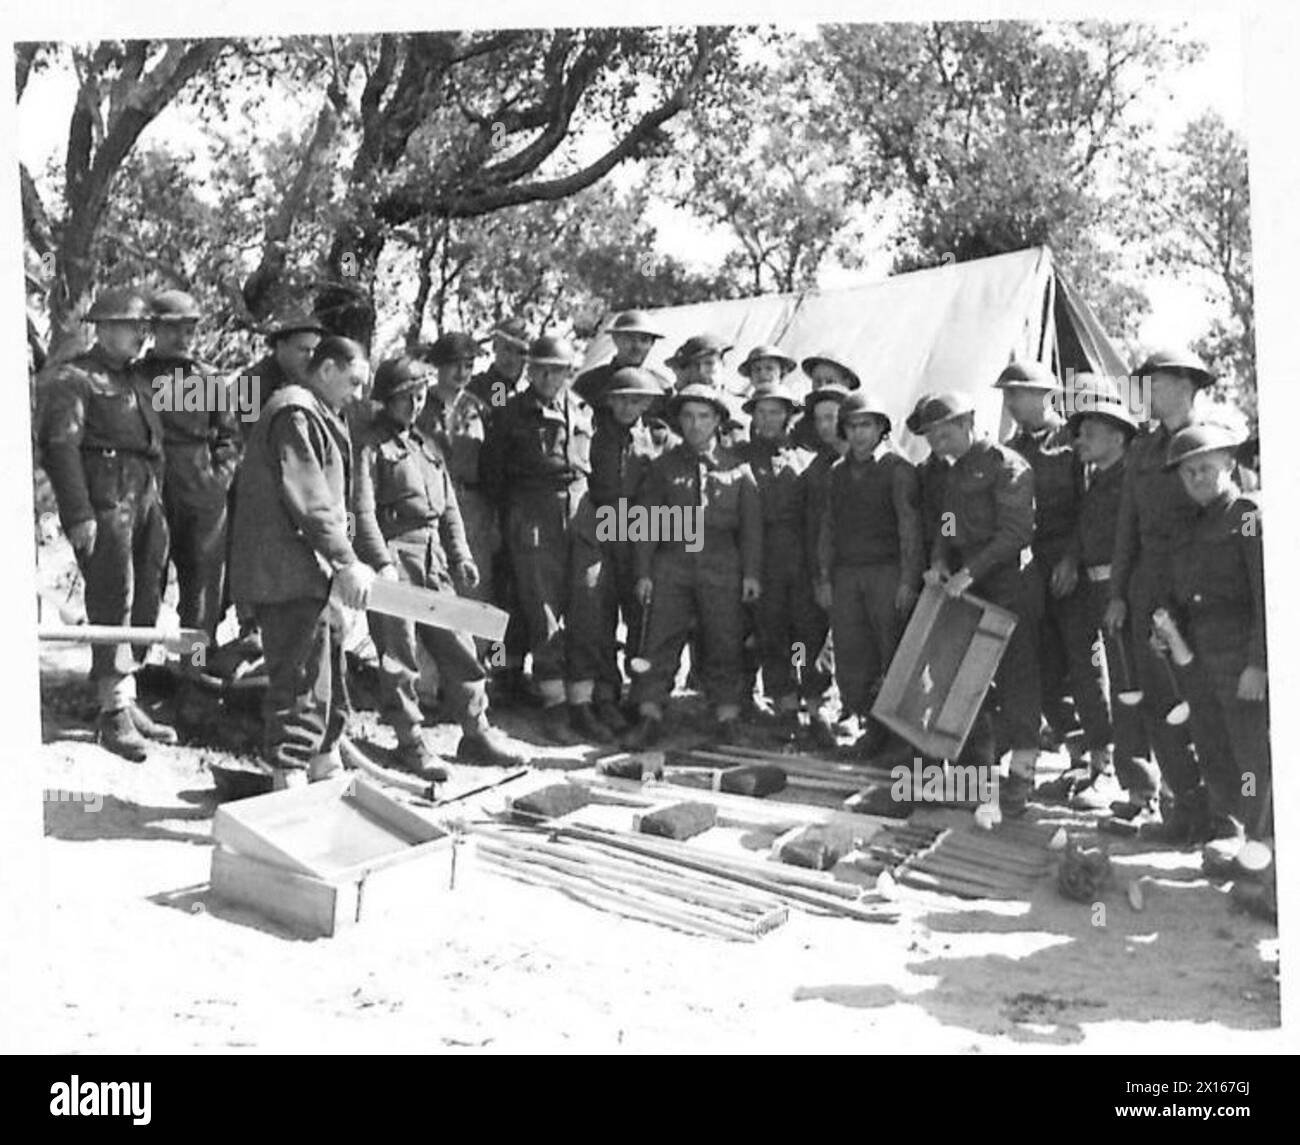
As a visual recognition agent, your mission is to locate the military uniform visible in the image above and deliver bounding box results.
[479,385,603,697]
[932,436,1041,760]
[230,384,356,776]
[1075,453,1153,793]
[1007,418,1109,751]
[818,443,923,720]
[416,387,498,609]
[1109,421,1202,799]
[590,405,657,704]
[630,441,762,713]
[468,360,525,413]
[140,349,239,636]
[916,453,951,553]
[37,344,169,711]
[743,434,828,711]
[352,411,488,739]
[1168,484,1270,838]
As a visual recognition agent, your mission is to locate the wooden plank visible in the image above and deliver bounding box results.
[347,777,447,844]
[39,622,209,657]
[364,577,509,642]
[476,840,777,921]
[210,847,351,937]
[210,776,356,877]
[871,584,1017,761]
[475,827,783,911]
[933,630,1008,737]
[551,823,898,924]
[893,867,1022,901]
[351,837,461,918]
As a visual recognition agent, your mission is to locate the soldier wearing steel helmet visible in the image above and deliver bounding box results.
[35,287,175,760]
[1104,347,1215,844]
[799,383,851,734]
[479,334,607,746]
[139,291,240,671]
[914,390,1041,816]
[623,382,763,748]
[817,389,923,759]
[573,310,666,410]
[468,317,530,411]
[351,355,528,775]
[415,333,498,611]
[998,360,1108,771]
[1150,422,1271,861]
[791,351,861,450]
[1061,377,1155,814]
[588,366,662,730]
[739,380,830,741]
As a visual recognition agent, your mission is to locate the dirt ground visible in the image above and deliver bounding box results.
[27,540,1283,1055]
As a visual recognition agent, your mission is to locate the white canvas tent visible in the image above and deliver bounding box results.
[580,246,1128,459]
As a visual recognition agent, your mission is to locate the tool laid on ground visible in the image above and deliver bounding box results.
[863,821,1054,900]
[474,823,790,941]
[338,735,438,800]
[39,622,210,657]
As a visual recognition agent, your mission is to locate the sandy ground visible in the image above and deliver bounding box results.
[25,536,1283,1054]
[32,666,1281,1054]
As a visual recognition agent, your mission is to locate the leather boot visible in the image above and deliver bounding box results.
[622,715,664,751]
[457,725,529,767]
[592,698,630,735]
[807,709,838,749]
[1141,785,1211,848]
[392,737,449,782]
[129,703,178,745]
[539,703,584,747]
[97,708,147,763]
[569,703,615,744]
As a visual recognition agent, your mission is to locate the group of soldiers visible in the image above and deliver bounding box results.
[34,290,1272,867]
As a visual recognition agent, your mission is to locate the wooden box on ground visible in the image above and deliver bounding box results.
[209,775,461,938]
[871,583,1017,762]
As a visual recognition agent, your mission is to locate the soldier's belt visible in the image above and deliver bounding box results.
[1085,564,1112,583]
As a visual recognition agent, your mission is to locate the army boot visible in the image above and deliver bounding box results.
[392,736,449,783]
[539,702,584,747]
[1070,746,1123,810]
[622,712,664,751]
[998,749,1039,819]
[457,724,529,767]
[1140,785,1211,848]
[97,708,148,763]
[1201,815,1247,876]
[569,703,615,744]
[592,697,630,735]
